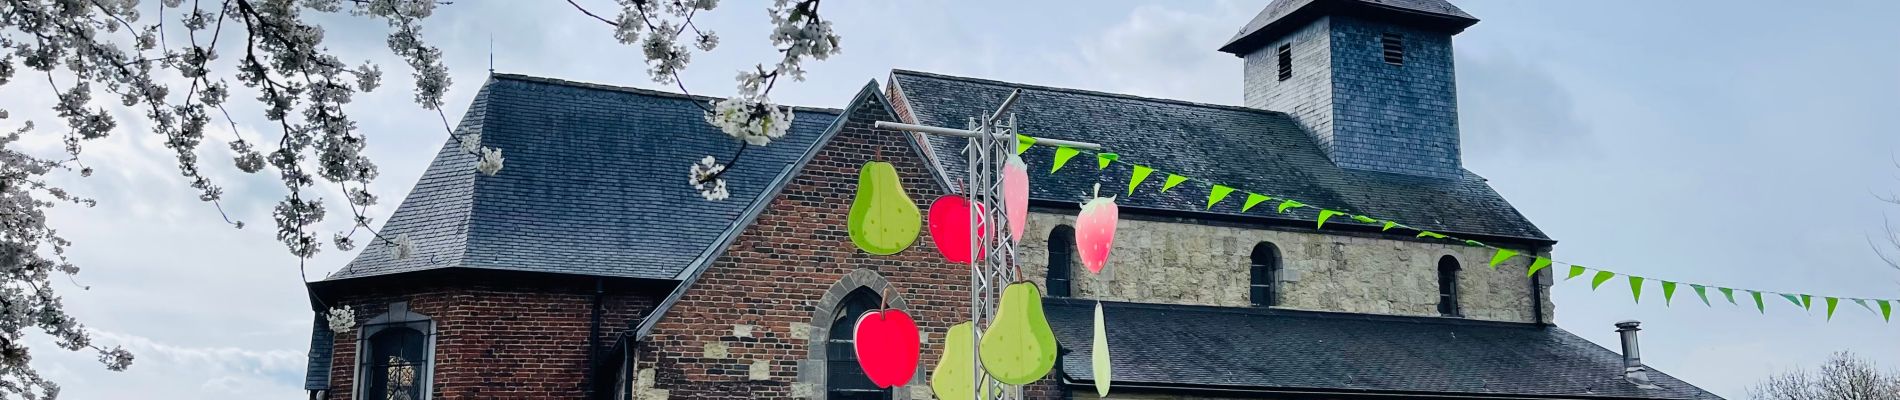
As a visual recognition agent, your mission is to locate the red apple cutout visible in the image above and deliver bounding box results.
[928,195,987,263]
[853,309,922,388]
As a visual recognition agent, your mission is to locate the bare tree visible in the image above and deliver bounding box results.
[1750,352,1900,400]
[1,0,840,398]
[1877,157,1900,271]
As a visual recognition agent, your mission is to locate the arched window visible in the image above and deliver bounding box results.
[1438,256,1461,317]
[1046,225,1076,298]
[1250,243,1281,307]
[356,302,433,400]
[826,287,891,400]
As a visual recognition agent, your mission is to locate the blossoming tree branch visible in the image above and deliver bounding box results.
[0,0,840,398]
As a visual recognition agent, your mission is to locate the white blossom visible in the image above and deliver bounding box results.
[475,147,505,176]
[689,156,730,201]
[389,234,415,260]
[458,132,482,153]
[705,97,795,147]
[326,306,356,334]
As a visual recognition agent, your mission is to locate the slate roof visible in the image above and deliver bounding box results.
[303,314,333,390]
[1219,0,1480,54]
[325,74,840,281]
[1046,299,1723,400]
[889,70,1549,243]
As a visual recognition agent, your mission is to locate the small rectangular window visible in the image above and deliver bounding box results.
[1381,33,1404,66]
[1275,44,1293,81]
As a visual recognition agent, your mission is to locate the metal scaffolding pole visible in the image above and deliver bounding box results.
[874,89,1104,400]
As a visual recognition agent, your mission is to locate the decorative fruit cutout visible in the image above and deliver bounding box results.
[1093,302,1112,397]
[1075,187,1119,274]
[853,308,921,388]
[930,322,992,400]
[928,195,987,263]
[979,281,1058,385]
[848,161,922,255]
[1002,154,1030,244]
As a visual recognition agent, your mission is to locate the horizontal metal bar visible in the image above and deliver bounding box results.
[873,121,1103,151]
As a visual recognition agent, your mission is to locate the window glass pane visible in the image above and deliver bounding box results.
[827,288,890,400]
[1047,226,1074,297]
[365,327,426,400]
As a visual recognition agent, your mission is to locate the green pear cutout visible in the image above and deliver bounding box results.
[980,281,1058,385]
[848,161,921,255]
[930,321,992,400]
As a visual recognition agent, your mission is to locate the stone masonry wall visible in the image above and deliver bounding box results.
[1017,211,1554,323]
[633,92,974,400]
[321,278,654,400]
[1244,16,1336,157]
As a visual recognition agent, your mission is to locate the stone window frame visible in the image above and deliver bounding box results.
[1437,255,1462,317]
[796,269,920,400]
[1250,242,1283,307]
[1045,225,1076,298]
[353,301,438,400]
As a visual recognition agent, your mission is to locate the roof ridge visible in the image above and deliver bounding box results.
[489,73,844,114]
[889,69,1285,116]
[1049,297,1542,329]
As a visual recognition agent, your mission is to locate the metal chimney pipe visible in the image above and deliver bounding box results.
[1615,320,1661,389]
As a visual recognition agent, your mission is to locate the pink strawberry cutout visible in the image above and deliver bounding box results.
[1075,189,1118,274]
[928,195,987,263]
[1002,155,1030,244]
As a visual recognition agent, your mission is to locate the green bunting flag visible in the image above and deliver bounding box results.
[1629,276,1645,303]
[1161,174,1189,192]
[1488,249,1520,270]
[1720,287,1737,305]
[1128,165,1153,195]
[1051,146,1081,173]
[1275,199,1305,213]
[1825,297,1839,321]
[1802,294,1814,310]
[1591,271,1615,290]
[1853,298,1874,314]
[1661,281,1677,306]
[1527,257,1552,277]
[1242,193,1271,212]
[1206,185,1236,209]
[1780,294,1804,308]
[1879,300,1893,322]
[1417,231,1449,239]
[1567,265,1586,280]
[1463,240,1486,247]
[1692,284,1711,306]
[1351,215,1378,224]
[1752,291,1766,313]
[1381,221,1398,231]
[1316,210,1344,229]
[1016,135,1037,155]
[1097,153,1119,170]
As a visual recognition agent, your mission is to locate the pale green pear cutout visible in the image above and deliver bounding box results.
[1093,302,1112,397]
[980,281,1058,385]
[931,322,992,400]
[847,161,922,255]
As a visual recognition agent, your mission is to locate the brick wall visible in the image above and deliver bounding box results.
[321,276,655,399]
[633,91,993,399]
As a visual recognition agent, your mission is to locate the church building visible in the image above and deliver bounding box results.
[302,1,1723,399]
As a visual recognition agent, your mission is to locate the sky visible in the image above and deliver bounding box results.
[6,0,1899,399]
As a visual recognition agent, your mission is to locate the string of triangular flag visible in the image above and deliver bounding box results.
[1016,135,1896,322]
